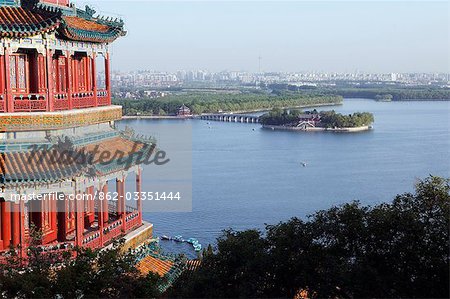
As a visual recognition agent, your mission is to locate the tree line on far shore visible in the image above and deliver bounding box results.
[267,84,450,101]
[112,93,342,116]
[170,176,449,298]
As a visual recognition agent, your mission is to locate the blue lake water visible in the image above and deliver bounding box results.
[118,99,450,254]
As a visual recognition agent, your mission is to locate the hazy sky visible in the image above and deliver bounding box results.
[78,1,449,73]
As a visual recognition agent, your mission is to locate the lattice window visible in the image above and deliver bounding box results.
[58,57,67,92]
[17,55,26,89]
[9,56,16,89]
[9,54,29,93]
[24,203,30,231]
[79,58,86,91]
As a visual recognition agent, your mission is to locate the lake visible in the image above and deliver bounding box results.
[118,99,450,254]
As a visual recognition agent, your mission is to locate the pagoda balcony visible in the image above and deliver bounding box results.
[103,218,124,245]
[52,91,111,111]
[54,93,70,110]
[13,93,47,112]
[71,92,96,109]
[82,230,103,249]
[97,90,111,106]
[125,210,141,232]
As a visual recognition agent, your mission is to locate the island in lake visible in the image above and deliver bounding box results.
[260,108,374,132]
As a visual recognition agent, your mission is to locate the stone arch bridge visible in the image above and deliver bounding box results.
[199,114,260,123]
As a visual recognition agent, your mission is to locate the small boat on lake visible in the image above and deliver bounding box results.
[186,238,199,245]
[160,235,203,252]
[173,235,184,242]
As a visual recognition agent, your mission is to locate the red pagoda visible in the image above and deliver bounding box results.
[0,0,154,256]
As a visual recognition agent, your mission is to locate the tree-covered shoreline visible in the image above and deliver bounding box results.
[319,110,374,128]
[113,84,449,117]
[268,84,450,101]
[112,93,342,116]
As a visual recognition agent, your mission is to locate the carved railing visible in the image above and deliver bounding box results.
[103,218,123,244]
[0,91,111,113]
[82,231,102,249]
[54,93,70,111]
[0,94,5,112]
[97,90,110,106]
[13,94,47,112]
[72,92,96,109]
[125,212,140,232]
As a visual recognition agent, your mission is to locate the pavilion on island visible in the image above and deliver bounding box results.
[0,0,154,256]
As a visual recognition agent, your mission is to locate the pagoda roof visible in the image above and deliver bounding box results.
[0,135,154,186]
[0,5,60,38]
[0,0,125,43]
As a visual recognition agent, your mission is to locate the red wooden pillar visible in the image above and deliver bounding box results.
[66,51,73,110]
[136,168,143,225]
[11,203,20,247]
[92,53,98,107]
[19,199,26,257]
[104,52,111,105]
[121,179,127,232]
[75,193,84,247]
[97,187,104,247]
[57,196,68,242]
[0,52,5,111]
[4,46,13,112]
[116,179,122,216]
[1,201,11,248]
[0,208,3,250]
[102,183,109,225]
[116,178,126,232]
[46,49,55,111]
[84,187,95,228]
[50,195,57,241]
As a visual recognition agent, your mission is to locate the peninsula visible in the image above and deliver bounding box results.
[260,109,374,132]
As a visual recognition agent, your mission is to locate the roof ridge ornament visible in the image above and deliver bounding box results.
[85,5,95,19]
[0,0,125,42]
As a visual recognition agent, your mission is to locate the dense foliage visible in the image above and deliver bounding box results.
[268,84,450,101]
[259,108,374,128]
[113,92,342,116]
[319,110,374,128]
[0,240,162,298]
[330,87,450,101]
[171,176,450,298]
[259,108,308,125]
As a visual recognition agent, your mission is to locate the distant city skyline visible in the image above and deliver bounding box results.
[108,69,449,90]
[78,0,449,73]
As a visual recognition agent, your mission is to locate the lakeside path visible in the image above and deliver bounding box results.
[121,102,342,120]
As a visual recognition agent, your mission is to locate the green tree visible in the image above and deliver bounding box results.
[171,176,449,298]
[0,239,163,298]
